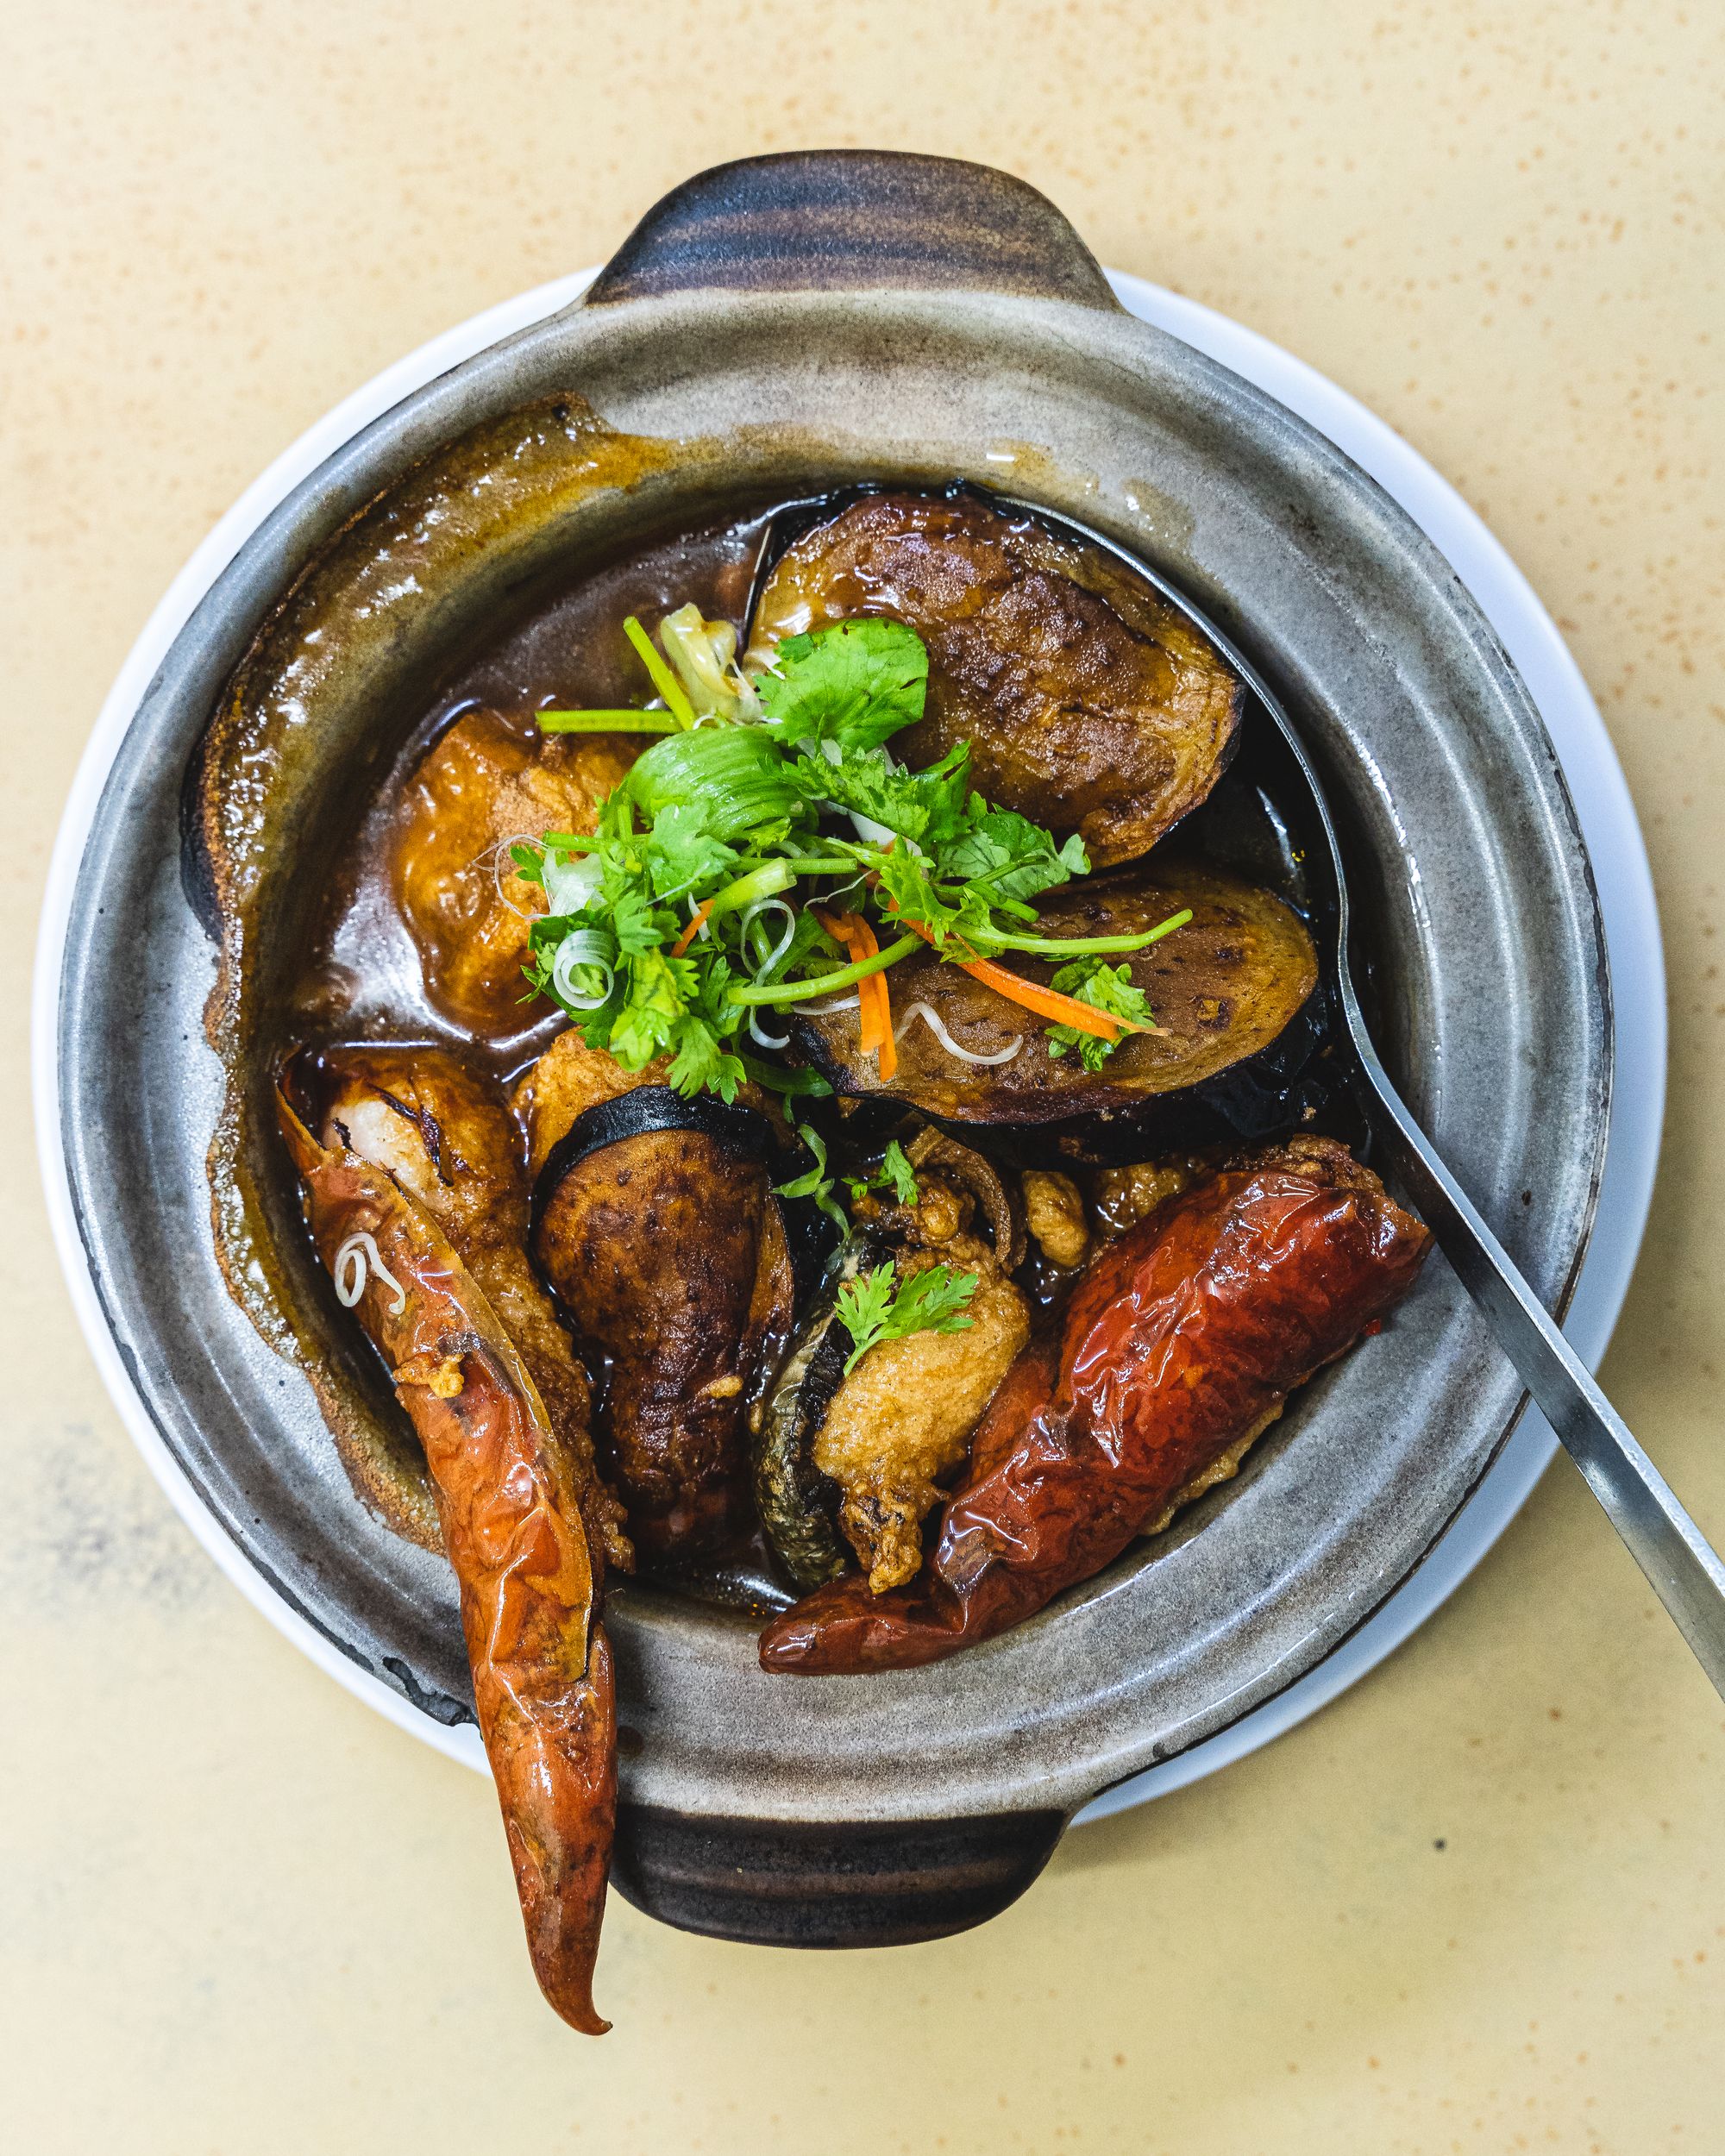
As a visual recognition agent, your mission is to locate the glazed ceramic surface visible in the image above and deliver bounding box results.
[47,155,1610,1933]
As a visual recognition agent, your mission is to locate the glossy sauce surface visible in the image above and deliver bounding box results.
[285,508,775,1082]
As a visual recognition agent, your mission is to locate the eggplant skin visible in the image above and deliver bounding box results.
[749,491,1241,868]
[530,1119,794,1562]
[796,860,1319,1127]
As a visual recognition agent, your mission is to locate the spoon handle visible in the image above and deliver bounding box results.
[1358,1057,1725,1699]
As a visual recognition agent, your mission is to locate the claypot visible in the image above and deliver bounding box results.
[52,152,1608,1944]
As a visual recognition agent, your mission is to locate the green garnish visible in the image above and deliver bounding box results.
[537,710,682,734]
[771,1122,848,1232]
[834,1259,979,1376]
[519,613,1190,1100]
[1044,957,1165,1071]
[756,618,929,751]
[845,1139,919,1207]
[725,933,921,1006]
[623,614,697,728]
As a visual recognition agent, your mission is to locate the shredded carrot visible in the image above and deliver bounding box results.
[842,913,889,1060]
[874,969,898,1079]
[890,911,1132,1043]
[813,907,896,1071]
[670,894,718,958]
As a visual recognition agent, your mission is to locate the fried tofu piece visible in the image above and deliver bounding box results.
[392,708,636,1034]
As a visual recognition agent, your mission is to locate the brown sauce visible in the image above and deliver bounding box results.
[285,506,778,1080]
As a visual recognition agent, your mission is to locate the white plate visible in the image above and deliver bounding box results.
[33,268,1665,1809]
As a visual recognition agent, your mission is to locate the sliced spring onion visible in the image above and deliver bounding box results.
[706,857,796,922]
[624,615,697,728]
[537,710,682,734]
[727,932,920,1007]
[741,897,798,980]
[550,926,618,1010]
[624,724,800,839]
[894,1000,1025,1067]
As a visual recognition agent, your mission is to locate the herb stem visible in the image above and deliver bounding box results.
[538,710,682,734]
[706,857,798,922]
[623,615,698,729]
[780,854,868,875]
[728,932,920,1006]
[977,907,1193,958]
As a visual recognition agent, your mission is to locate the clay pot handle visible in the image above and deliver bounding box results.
[585,150,1118,310]
[612,1799,1069,1947]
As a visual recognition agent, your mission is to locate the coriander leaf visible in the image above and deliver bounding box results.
[757,619,929,750]
[787,739,972,848]
[645,799,738,898]
[870,843,962,942]
[668,1012,745,1101]
[941,805,1088,906]
[885,1263,979,1341]
[833,1263,900,1373]
[878,1139,919,1204]
[1044,957,1156,1072]
[835,1258,978,1375]
[608,884,662,958]
[844,1138,920,1206]
[771,1121,848,1232]
[606,947,693,1068]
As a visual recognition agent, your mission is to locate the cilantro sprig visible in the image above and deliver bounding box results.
[1044,959,1162,1071]
[833,1259,979,1376]
[518,609,1190,1100]
[844,1140,919,1207]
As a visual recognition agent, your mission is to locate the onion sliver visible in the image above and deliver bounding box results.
[489,830,543,920]
[333,1231,408,1315]
[894,1000,1024,1067]
[551,927,617,1011]
[542,849,604,917]
[748,1012,791,1050]
[742,897,797,980]
[794,991,862,1016]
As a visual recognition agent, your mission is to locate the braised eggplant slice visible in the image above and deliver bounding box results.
[392,706,637,1034]
[528,1077,795,1563]
[794,860,1319,1128]
[279,1094,616,2034]
[748,490,1241,867]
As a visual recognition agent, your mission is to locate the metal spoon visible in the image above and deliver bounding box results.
[988,494,1725,1700]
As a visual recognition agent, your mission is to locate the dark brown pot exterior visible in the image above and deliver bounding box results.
[612,1802,1068,1949]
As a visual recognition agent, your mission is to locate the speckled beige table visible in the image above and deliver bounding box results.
[5,4,1722,2149]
